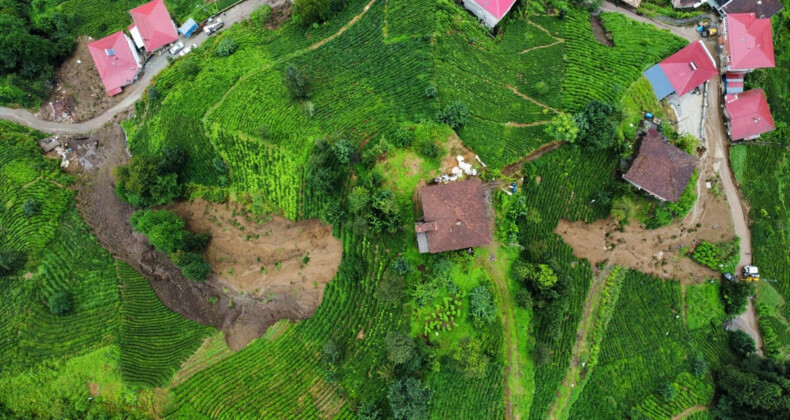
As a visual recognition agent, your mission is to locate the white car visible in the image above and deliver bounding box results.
[169,41,184,55]
[179,44,196,57]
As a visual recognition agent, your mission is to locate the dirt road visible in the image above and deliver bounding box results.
[0,0,282,135]
[600,2,699,42]
[730,299,765,356]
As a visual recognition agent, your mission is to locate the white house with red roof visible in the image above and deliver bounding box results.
[462,0,518,27]
[720,12,775,72]
[644,40,718,100]
[129,0,179,53]
[88,31,142,96]
[723,89,775,140]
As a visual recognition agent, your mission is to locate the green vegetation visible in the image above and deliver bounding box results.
[0,121,211,417]
[689,238,740,274]
[685,282,726,331]
[713,357,790,419]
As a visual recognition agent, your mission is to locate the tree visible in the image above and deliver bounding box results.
[469,286,496,326]
[294,0,330,25]
[357,401,381,420]
[729,330,756,357]
[158,145,187,175]
[610,196,637,224]
[452,337,489,378]
[376,272,407,303]
[385,332,415,365]
[114,154,182,207]
[721,281,754,315]
[348,187,370,214]
[574,101,618,150]
[130,210,187,254]
[284,64,310,100]
[0,249,25,276]
[172,251,212,281]
[545,113,579,143]
[424,85,437,98]
[692,357,708,376]
[387,377,431,420]
[658,382,676,401]
[322,339,342,366]
[22,199,40,217]
[524,264,558,290]
[417,141,440,159]
[216,38,238,57]
[436,101,469,129]
[48,291,73,315]
[390,257,413,276]
[714,357,790,417]
[181,60,199,77]
[515,288,532,310]
[332,139,354,164]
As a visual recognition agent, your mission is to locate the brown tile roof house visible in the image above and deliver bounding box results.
[415,179,492,254]
[623,128,698,202]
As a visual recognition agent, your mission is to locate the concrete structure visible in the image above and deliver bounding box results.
[87,31,142,96]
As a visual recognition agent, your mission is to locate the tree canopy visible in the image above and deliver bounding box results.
[574,101,619,151]
[387,377,431,420]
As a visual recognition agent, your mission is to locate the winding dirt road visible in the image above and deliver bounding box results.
[0,0,281,135]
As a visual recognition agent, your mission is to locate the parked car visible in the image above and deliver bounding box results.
[179,44,197,57]
[169,41,184,55]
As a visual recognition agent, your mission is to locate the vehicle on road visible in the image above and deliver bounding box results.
[169,41,184,55]
[204,19,224,35]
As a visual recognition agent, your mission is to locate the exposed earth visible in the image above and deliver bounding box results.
[168,199,342,316]
[73,119,337,351]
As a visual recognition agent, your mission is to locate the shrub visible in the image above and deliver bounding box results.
[515,288,533,310]
[425,85,437,98]
[283,64,310,100]
[728,330,756,357]
[48,291,73,316]
[657,382,676,402]
[436,101,469,129]
[417,140,440,159]
[469,286,496,326]
[0,249,25,275]
[390,257,412,276]
[216,38,238,57]
[181,60,199,77]
[545,113,579,143]
[332,139,354,164]
[113,154,182,208]
[387,377,431,420]
[575,101,618,150]
[22,199,40,216]
[720,280,753,315]
[392,127,415,148]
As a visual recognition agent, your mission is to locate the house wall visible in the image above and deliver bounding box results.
[461,0,499,28]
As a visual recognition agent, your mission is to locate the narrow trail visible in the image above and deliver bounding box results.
[502,141,563,177]
[506,85,561,114]
[527,19,565,42]
[672,405,707,420]
[519,40,564,55]
[308,0,377,50]
[482,243,523,420]
[547,266,612,420]
[506,121,550,128]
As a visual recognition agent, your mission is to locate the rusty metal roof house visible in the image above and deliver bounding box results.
[623,128,698,202]
[415,179,492,254]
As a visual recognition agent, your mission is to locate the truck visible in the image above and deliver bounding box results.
[742,265,760,282]
[204,19,224,35]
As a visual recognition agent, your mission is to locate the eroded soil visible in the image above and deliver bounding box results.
[74,121,339,350]
[556,189,734,283]
[168,199,342,317]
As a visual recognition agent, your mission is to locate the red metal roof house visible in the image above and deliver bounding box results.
[723,89,775,140]
[129,0,179,53]
[88,31,142,96]
[644,41,718,100]
[462,0,518,28]
[720,13,775,72]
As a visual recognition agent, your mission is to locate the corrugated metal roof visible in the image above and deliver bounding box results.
[644,64,675,100]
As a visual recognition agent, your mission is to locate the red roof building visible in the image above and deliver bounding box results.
[129,0,179,53]
[88,31,142,96]
[721,13,775,71]
[724,89,775,140]
[644,41,717,100]
[461,0,518,27]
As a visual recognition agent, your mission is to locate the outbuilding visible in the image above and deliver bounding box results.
[179,18,198,37]
[461,0,518,28]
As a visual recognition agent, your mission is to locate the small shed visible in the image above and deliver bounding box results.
[179,18,198,37]
[38,137,60,153]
